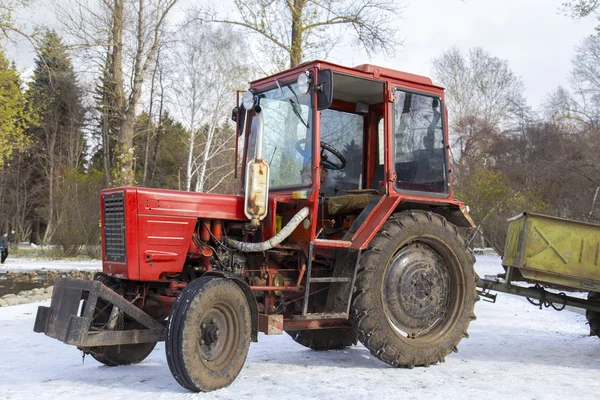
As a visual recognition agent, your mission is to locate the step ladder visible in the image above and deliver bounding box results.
[297,240,361,320]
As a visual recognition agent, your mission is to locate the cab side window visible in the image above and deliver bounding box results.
[393,90,447,194]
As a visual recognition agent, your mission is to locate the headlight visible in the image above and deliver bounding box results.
[242,90,255,110]
[297,72,311,95]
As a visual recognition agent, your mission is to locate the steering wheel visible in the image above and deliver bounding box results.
[295,139,346,171]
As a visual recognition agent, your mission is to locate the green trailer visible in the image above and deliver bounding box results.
[477,212,600,337]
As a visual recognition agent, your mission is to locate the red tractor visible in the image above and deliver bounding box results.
[34,60,478,392]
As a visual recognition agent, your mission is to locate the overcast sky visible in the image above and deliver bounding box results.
[7,0,597,110]
[331,0,597,109]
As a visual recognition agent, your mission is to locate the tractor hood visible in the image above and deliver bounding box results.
[100,187,247,281]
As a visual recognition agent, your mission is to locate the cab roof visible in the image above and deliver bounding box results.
[250,59,443,91]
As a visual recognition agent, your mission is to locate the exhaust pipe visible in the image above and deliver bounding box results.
[226,207,309,252]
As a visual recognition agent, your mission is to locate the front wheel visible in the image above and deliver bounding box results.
[350,210,478,368]
[166,276,251,392]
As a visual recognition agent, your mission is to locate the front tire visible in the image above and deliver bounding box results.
[166,276,251,392]
[350,210,477,368]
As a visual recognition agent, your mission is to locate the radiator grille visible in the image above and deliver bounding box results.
[103,192,126,262]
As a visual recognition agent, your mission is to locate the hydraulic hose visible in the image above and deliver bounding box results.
[226,206,309,252]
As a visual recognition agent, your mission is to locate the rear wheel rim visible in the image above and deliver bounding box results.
[382,243,459,342]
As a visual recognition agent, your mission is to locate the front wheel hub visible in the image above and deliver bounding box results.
[198,310,228,361]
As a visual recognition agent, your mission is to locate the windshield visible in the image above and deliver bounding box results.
[246,82,312,189]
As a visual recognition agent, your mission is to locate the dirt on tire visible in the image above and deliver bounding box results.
[165,276,251,392]
[350,210,478,368]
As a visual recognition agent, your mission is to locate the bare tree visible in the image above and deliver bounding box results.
[431,47,527,169]
[569,35,600,126]
[54,0,179,186]
[205,0,403,68]
[562,0,600,30]
[432,47,526,129]
[173,21,250,192]
[0,0,40,46]
[544,36,600,130]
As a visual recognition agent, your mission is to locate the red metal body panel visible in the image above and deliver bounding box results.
[135,187,246,220]
[101,188,140,280]
[100,187,247,281]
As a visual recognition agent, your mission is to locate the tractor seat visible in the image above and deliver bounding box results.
[326,165,384,215]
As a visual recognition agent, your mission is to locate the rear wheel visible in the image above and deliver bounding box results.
[286,327,358,350]
[587,291,600,338]
[350,210,477,367]
[166,276,251,392]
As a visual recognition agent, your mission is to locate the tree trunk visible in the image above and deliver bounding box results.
[289,0,306,67]
[102,108,112,186]
[185,75,199,191]
[110,0,127,185]
[143,58,159,187]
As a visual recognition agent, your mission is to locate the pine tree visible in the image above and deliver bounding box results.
[28,30,85,244]
[91,49,121,186]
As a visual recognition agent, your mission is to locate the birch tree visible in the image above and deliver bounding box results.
[174,22,250,192]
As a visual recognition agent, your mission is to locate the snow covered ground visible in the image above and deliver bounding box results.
[0,258,101,273]
[1,255,599,399]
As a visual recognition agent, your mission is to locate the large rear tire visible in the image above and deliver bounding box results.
[286,327,358,350]
[350,210,477,368]
[166,276,251,392]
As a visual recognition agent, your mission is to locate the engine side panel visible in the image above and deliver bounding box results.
[101,187,248,281]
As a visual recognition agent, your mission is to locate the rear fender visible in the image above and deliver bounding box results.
[203,271,259,342]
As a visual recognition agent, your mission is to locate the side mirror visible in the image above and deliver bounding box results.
[232,106,246,137]
[317,69,333,110]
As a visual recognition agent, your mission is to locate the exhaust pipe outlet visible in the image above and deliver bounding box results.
[226,207,310,252]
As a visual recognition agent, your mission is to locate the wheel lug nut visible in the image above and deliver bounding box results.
[201,323,206,329]
[211,318,216,324]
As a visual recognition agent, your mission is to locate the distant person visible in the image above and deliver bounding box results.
[0,233,8,264]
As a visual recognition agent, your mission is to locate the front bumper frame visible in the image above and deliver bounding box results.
[34,278,165,347]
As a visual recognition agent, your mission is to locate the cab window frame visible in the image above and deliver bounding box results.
[391,86,450,198]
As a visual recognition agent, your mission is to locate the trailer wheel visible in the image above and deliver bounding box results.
[350,210,477,368]
[586,291,600,338]
[286,327,358,350]
[166,276,251,392]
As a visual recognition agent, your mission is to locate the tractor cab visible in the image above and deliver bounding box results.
[236,61,466,245]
